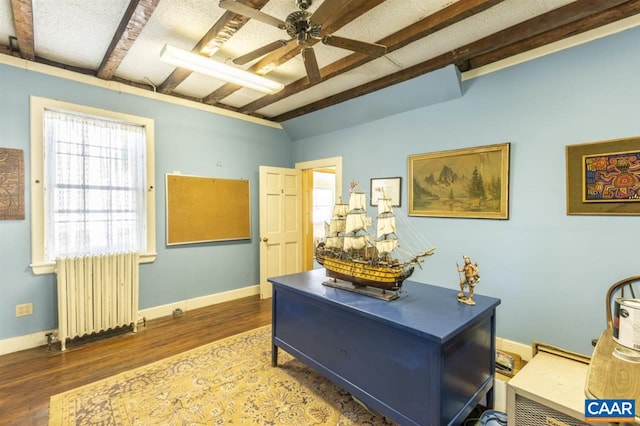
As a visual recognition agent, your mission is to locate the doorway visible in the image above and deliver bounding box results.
[296,157,343,271]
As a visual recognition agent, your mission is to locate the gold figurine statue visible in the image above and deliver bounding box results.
[457,256,480,305]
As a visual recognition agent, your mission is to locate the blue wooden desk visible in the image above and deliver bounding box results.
[269,269,501,426]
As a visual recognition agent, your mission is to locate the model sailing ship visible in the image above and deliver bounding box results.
[315,182,435,296]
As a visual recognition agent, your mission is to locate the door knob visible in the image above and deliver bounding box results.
[262,237,269,242]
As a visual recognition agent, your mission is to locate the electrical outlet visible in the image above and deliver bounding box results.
[16,303,33,317]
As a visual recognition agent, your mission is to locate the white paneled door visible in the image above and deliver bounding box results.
[258,166,302,299]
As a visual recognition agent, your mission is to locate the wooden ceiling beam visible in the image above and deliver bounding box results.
[450,0,632,61]
[241,0,505,114]
[9,0,35,60]
[271,0,634,122]
[201,0,386,105]
[97,0,160,80]
[468,0,640,69]
[157,0,272,94]
[33,56,96,76]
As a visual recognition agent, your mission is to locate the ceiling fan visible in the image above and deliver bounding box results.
[219,0,387,84]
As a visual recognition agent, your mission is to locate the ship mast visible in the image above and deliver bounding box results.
[343,190,370,252]
[324,199,348,253]
[375,195,398,261]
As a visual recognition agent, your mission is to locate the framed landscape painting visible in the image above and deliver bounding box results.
[566,136,640,215]
[408,143,510,219]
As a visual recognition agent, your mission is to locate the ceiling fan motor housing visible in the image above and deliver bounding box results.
[219,0,386,84]
[286,11,321,44]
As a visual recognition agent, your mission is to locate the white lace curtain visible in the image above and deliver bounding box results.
[43,109,147,260]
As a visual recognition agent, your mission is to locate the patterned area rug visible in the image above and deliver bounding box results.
[49,325,395,425]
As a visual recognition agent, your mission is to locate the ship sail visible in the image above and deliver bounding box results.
[315,181,435,294]
[344,190,371,252]
[329,215,346,234]
[377,216,396,237]
[333,203,349,218]
[345,212,369,234]
[325,235,343,249]
[324,201,348,250]
[375,238,398,254]
[377,195,393,215]
[375,196,397,254]
[348,191,366,211]
[344,234,369,251]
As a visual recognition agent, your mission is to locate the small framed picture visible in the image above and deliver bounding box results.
[370,177,402,207]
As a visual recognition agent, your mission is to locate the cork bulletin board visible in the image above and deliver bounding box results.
[166,174,251,245]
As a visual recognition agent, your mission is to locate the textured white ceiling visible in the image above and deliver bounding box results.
[33,0,130,69]
[0,1,14,46]
[1,0,633,120]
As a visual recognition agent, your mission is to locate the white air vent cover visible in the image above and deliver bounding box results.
[507,351,590,426]
[513,394,588,426]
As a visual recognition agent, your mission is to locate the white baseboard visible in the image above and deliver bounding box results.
[0,284,260,356]
[138,285,259,321]
[0,328,58,356]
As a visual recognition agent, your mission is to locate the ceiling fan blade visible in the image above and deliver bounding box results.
[301,47,321,84]
[322,35,387,57]
[233,40,289,65]
[218,0,286,29]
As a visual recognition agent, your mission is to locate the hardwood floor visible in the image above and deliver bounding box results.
[0,295,272,425]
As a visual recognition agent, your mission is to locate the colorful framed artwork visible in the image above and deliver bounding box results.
[408,143,510,219]
[370,177,401,207]
[566,137,640,215]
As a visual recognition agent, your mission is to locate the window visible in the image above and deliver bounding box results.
[30,97,156,274]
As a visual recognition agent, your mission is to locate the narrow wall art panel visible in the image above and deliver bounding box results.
[0,148,25,220]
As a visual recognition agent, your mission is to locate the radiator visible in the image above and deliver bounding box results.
[55,252,139,351]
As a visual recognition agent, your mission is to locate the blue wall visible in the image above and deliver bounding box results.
[292,26,640,356]
[1,25,638,356]
[0,63,292,340]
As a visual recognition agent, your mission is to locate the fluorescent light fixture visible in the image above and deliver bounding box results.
[159,44,284,95]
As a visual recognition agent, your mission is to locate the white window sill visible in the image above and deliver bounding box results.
[31,253,157,275]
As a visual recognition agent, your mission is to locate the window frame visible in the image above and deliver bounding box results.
[30,96,156,275]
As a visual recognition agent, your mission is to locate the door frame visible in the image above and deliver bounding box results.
[295,156,343,271]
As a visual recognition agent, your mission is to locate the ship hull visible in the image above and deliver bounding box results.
[320,256,415,291]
